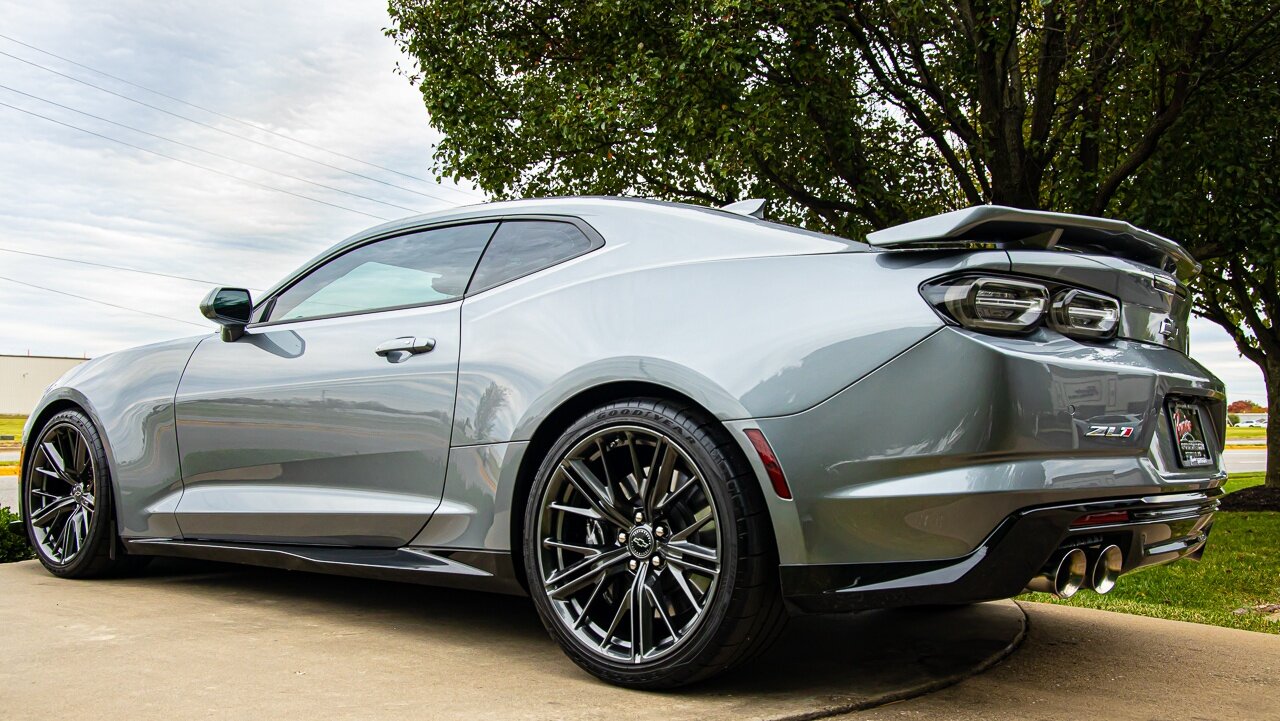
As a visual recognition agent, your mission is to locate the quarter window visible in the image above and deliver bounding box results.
[267,222,497,322]
[468,221,595,293]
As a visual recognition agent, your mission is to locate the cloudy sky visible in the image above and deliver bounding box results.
[0,1,1268,403]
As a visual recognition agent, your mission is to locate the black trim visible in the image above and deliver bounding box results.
[7,520,28,545]
[250,219,500,327]
[246,213,605,329]
[780,489,1220,613]
[463,216,606,295]
[123,539,526,596]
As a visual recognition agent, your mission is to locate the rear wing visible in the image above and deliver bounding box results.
[865,206,1199,280]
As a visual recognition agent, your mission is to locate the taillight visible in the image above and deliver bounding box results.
[922,275,1122,341]
[1050,289,1120,339]
[921,276,1048,334]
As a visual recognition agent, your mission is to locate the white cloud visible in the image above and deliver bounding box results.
[1188,316,1267,403]
[0,0,478,356]
[0,1,1269,407]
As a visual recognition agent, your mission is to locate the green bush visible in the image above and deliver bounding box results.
[1228,413,1241,426]
[0,506,33,563]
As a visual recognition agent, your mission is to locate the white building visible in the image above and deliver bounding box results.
[0,354,88,415]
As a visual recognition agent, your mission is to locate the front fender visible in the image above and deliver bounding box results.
[24,335,206,538]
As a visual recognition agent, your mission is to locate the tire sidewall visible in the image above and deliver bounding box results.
[23,410,116,577]
[522,400,748,684]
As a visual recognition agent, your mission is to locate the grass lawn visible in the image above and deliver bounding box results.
[0,414,26,442]
[1227,426,1267,439]
[1022,472,1279,633]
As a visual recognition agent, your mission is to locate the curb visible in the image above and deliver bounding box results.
[767,602,1029,721]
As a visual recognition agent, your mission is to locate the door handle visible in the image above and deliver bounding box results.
[374,336,436,357]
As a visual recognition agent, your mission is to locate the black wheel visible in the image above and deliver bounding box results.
[523,398,786,688]
[23,409,148,578]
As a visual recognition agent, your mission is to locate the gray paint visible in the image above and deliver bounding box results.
[754,327,1223,565]
[23,336,203,538]
[865,204,1199,277]
[171,301,461,545]
[18,197,1225,590]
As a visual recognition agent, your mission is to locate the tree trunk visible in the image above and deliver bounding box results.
[1267,358,1280,488]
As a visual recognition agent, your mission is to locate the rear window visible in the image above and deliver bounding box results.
[468,221,596,292]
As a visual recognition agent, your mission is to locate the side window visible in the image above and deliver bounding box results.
[467,220,596,293]
[267,222,497,322]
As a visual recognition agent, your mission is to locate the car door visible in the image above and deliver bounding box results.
[172,221,498,546]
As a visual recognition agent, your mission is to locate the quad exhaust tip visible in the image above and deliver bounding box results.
[1026,547,1088,599]
[1090,544,1123,594]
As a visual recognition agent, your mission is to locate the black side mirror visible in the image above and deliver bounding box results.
[200,287,252,342]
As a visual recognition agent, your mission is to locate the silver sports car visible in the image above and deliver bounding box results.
[16,198,1225,687]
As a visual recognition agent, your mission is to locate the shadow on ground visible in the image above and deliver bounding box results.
[0,558,1025,720]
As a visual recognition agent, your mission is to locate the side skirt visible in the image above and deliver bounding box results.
[122,538,527,596]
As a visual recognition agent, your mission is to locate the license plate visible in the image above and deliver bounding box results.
[1168,400,1213,467]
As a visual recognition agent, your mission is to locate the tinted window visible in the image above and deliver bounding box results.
[267,222,496,322]
[468,221,595,292]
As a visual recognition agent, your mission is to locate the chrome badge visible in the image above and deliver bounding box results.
[1085,424,1136,438]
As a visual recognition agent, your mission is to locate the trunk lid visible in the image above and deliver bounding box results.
[866,206,1196,353]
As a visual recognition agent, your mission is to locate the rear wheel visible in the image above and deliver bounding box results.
[523,399,785,688]
[23,409,148,578]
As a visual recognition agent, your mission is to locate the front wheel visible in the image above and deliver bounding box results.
[523,399,785,688]
[23,409,149,578]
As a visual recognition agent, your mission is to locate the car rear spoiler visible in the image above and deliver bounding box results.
[865,205,1200,280]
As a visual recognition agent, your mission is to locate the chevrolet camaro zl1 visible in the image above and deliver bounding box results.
[16,197,1224,687]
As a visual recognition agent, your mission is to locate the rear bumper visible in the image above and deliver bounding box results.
[780,489,1218,613]
[726,324,1226,608]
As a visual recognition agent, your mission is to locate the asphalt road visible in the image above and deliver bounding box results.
[1226,449,1268,473]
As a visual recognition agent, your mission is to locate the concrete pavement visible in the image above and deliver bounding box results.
[0,559,1025,721]
[847,602,1280,721]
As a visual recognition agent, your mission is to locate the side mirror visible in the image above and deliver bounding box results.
[200,287,252,342]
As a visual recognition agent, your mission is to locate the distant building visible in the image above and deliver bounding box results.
[0,354,88,415]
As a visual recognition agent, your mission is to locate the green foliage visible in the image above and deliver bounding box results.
[0,507,32,564]
[1228,413,1241,426]
[387,0,1280,484]
[1224,472,1268,495]
[1228,427,1267,439]
[1024,474,1277,632]
[1022,510,1280,633]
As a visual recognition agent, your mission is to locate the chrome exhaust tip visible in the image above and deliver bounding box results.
[1090,544,1123,594]
[1025,547,1088,599]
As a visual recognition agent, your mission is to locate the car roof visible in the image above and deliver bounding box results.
[258,196,869,301]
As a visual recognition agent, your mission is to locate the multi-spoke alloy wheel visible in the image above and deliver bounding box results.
[537,424,722,663]
[524,399,785,688]
[22,409,146,578]
[27,421,99,564]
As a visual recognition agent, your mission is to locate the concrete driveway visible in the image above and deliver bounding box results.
[848,602,1280,721]
[0,559,1024,721]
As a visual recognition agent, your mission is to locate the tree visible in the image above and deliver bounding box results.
[1228,400,1266,414]
[387,0,1280,486]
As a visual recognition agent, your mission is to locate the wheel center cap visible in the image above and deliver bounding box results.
[627,526,656,560]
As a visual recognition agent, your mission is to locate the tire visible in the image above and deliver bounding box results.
[522,398,786,688]
[22,409,149,578]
